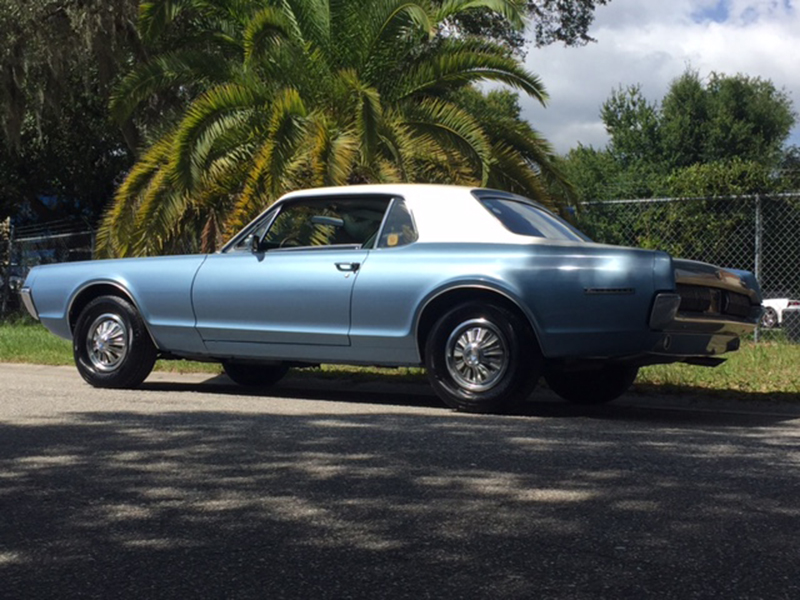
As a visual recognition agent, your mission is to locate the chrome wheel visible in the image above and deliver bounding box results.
[760,307,779,329]
[86,313,129,372]
[445,319,509,392]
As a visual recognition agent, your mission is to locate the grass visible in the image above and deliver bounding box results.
[638,341,800,396]
[1,315,798,397]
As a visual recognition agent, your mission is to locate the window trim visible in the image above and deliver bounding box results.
[374,197,419,250]
[221,193,399,254]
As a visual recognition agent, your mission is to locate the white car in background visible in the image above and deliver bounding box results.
[760,298,800,328]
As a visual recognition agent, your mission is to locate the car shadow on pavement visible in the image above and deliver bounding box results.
[136,373,800,427]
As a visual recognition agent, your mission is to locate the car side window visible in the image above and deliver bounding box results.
[261,197,391,250]
[377,200,418,248]
[480,198,589,242]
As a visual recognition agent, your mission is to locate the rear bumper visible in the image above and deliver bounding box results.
[640,292,760,364]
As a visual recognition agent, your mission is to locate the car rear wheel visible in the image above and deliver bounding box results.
[760,307,779,329]
[223,362,289,387]
[425,302,541,413]
[73,295,157,388]
[545,365,639,405]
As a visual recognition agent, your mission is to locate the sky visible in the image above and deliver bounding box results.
[519,0,800,154]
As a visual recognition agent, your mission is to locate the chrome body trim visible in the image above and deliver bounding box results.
[414,283,538,352]
[649,293,681,330]
[66,279,164,351]
[20,287,38,320]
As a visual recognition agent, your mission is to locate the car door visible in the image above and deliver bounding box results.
[192,195,391,354]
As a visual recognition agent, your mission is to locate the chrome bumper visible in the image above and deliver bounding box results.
[646,291,758,361]
[19,287,39,320]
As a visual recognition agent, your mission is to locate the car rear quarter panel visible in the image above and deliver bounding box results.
[30,256,207,353]
[351,242,664,361]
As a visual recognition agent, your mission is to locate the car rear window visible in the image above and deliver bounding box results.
[480,198,589,242]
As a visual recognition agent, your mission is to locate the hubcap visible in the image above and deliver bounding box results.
[445,319,509,392]
[86,313,129,372]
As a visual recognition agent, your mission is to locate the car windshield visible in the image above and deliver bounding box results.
[479,197,590,242]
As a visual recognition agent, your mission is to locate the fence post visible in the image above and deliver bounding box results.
[754,196,763,343]
[1,218,13,318]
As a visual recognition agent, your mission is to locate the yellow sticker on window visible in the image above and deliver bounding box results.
[387,233,399,247]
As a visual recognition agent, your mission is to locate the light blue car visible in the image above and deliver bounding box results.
[20,185,763,412]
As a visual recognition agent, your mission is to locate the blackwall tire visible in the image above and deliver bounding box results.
[424,302,541,413]
[223,362,290,387]
[73,295,157,388]
[545,365,639,405]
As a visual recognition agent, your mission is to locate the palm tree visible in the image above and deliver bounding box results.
[98,0,562,256]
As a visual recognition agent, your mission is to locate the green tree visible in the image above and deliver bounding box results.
[448,0,611,53]
[663,158,779,198]
[563,69,796,202]
[0,0,140,223]
[98,0,565,257]
[0,80,132,223]
[0,0,140,147]
[557,144,619,202]
[661,71,794,169]
[601,85,662,169]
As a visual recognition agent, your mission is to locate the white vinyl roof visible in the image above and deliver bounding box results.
[279,184,534,245]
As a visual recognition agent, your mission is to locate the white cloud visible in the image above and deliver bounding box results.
[519,0,800,154]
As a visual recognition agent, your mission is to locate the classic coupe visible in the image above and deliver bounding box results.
[20,184,763,413]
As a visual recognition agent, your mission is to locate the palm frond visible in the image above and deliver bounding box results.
[168,83,264,191]
[110,50,233,124]
[243,7,293,63]
[404,97,491,184]
[95,134,174,257]
[358,0,433,72]
[394,43,547,104]
[487,140,550,204]
[280,0,332,49]
[139,0,194,43]
[333,70,384,167]
[307,113,360,186]
[130,173,191,256]
[231,88,309,229]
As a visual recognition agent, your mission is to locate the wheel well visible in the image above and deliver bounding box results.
[68,284,136,333]
[416,288,540,360]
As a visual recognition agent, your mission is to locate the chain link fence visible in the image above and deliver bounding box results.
[1,218,94,317]
[576,193,800,341]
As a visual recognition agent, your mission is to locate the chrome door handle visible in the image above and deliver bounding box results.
[335,262,360,272]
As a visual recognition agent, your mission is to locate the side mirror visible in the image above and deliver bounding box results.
[249,234,261,253]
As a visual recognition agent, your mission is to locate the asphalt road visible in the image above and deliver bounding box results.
[1,363,799,600]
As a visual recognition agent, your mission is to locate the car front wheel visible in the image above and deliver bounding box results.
[73,295,158,388]
[223,362,289,387]
[545,365,639,405]
[425,302,541,413]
